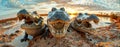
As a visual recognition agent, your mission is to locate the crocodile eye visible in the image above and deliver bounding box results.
[76,19,82,24]
[60,7,65,11]
[78,13,82,15]
[51,7,57,11]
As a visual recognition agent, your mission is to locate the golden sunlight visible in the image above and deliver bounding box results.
[66,8,78,17]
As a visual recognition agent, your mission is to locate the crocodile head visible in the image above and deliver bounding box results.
[74,13,99,28]
[47,7,70,38]
[17,9,30,20]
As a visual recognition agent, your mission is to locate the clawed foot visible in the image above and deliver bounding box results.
[40,27,51,40]
[21,38,30,42]
[40,32,49,40]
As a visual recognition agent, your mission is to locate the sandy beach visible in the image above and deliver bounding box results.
[0,15,119,47]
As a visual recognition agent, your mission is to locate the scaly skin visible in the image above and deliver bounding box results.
[69,13,99,40]
[17,9,49,42]
[18,9,99,42]
[47,7,70,39]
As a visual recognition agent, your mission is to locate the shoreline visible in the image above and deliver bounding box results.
[0,17,18,23]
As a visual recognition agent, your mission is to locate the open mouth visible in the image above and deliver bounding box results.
[52,20,65,30]
[47,20,70,38]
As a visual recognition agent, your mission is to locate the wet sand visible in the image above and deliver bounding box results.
[0,16,119,47]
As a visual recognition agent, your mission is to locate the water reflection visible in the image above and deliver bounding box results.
[92,16,111,28]
[98,17,110,22]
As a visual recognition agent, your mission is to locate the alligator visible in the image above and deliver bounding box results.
[17,8,99,41]
[47,7,70,39]
[69,13,99,39]
[17,9,48,42]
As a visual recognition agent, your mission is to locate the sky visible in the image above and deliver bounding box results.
[0,0,119,19]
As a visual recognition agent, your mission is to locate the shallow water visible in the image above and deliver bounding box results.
[92,17,111,28]
[0,16,110,47]
[1,20,33,47]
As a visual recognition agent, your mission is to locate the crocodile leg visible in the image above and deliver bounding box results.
[21,32,29,42]
[40,27,51,39]
[31,24,52,41]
